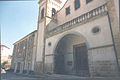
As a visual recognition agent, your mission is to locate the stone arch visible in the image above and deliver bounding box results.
[53,31,90,76]
[53,31,90,54]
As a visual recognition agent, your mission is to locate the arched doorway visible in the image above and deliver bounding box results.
[54,34,89,76]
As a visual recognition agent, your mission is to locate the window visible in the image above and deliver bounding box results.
[66,7,70,15]
[41,8,44,19]
[17,44,20,52]
[74,0,80,10]
[48,42,51,46]
[52,8,56,16]
[29,38,32,47]
[23,40,26,49]
[29,38,32,43]
[92,27,100,34]
[86,0,92,4]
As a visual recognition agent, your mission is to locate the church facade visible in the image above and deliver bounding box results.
[11,0,120,77]
[35,0,120,77]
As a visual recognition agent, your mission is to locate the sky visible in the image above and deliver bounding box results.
[0,0,39,55]
[0,0,66,55]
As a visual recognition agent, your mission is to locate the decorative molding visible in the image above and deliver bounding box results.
[45,54,54,56]
[88,44,113,50]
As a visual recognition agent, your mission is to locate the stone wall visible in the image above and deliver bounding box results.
[88,46,118,77]
[106,0,120,73]
[36,0,120,77]
[57,0,106,26]
[34,61,43,74]
[45,14,119,76]
[45,60,53,74]
[115,34,120,67]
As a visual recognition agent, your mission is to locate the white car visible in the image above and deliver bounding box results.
[1,68,6,73]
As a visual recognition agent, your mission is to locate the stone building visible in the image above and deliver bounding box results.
[11,30,37,74]
[1,44,11,68]
[35,0,120,77]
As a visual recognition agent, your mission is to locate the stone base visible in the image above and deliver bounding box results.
[34,61,43,74]
[89,61,119,77]
[45,63,53,74]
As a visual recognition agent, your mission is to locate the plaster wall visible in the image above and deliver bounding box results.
[31,32,37,71]
[45,15,113,57]
[57,0,106,26]
[36,21,45,61]
[44,15,118,76]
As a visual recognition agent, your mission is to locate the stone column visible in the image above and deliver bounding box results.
[19,63,24,74]
[27,62,30,74]
[14,63,17,73]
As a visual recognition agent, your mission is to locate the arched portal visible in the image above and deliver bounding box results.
[54,34,89,76]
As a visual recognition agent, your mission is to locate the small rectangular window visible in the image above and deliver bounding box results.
[66,7,70,15]
[86,0,92,4]
[74,0,80,10]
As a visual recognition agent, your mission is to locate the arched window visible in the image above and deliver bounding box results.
[74,0,80,10]
[52,8,56,17]
[41,8,44,19]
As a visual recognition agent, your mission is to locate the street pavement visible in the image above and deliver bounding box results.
[1,70,36,80]
[1,70,120,80]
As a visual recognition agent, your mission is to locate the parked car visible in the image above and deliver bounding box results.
[1,68,6,73]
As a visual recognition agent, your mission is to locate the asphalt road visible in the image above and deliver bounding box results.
[1,70,36,80]
[1,71,120,80]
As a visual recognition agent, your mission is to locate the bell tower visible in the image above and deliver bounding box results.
[38,0,62,25]
[35,0,62,73]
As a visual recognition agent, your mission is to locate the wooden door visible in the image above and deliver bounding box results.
[73,43,89,77]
